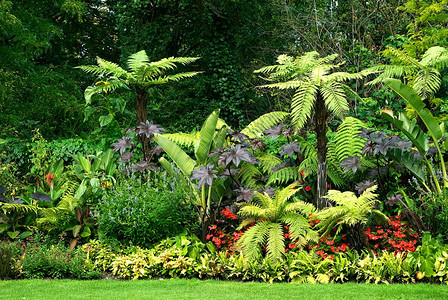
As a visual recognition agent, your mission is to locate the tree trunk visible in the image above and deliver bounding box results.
[315,91,328,209]
[135,87,151,161]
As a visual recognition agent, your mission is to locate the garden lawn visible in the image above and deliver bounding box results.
[0,279,447,300]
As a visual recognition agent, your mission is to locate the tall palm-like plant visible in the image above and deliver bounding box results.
[77,50,200,158]
[255,52,369,208]
[236,183,318,262]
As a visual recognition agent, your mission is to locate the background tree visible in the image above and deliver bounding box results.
[256,52,369,208]
[77,50,201,159]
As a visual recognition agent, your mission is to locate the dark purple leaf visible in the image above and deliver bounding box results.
[228,130,249,142]
[339,156,361,173]
[386,193,403,206]
[259,186,276,198]
[355,180,376,194]
[219,145,255,167]
[136,120,166,138]
[191,164,218,188]
[280,142,302,157]
[264,124,285,139]
[396,140,413,151]
[132,161,151,172]
[111,137,134,154]
[120,152,134,163]
[151,146,164,156]
[234,187,254,202]
[250,138,265,151]
[220,168,239,178]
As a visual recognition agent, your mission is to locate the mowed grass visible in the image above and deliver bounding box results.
[0,279,447,300]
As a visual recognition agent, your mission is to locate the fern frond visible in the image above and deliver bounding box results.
[291,82,318,128]
[259,80,301,90]
[96,57,128,77]
[266,167,303,186]
[0,203,40,215]
[164,132,198,148]
[236,221,270,260]
[266,223,285,262]
[257,153,282,174]
[238,163,262,188]
[413,69,441,98]
[127,50,150,73]
[420,46,448,68]
[321,82,349,118]
[241,111,289,139]
[332,117,366,162]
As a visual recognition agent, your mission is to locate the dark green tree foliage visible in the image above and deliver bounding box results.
[112,0,290,130]
[0,0,118,139]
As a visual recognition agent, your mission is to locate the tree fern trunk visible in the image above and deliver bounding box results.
[315,91,328,209]
[346,223,368,251]
[135,86,150,161]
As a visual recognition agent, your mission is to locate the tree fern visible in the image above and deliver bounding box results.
[316,186,388,237]
[236,183,318,262]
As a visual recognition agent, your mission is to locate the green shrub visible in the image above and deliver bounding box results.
[21,242,100,279]
[0,241,22,279]
[96,172,198,248]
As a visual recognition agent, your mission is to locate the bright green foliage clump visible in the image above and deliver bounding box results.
[236,183,318,262]
[96,173,198,248]
[316,186,388,237]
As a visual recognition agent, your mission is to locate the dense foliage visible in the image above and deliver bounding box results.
[2,0,448,284]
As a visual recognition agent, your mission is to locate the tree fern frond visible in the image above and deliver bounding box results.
[238,163,262,188]
[383,47,422,68]
[413,69,441,99]
[164,132,198,148]
[332,117,366,162]
[298,157,318,178]
[241,111,289,139]
[259,80,301,90]
[266,223,285,262]
[0,203,40,215]
[127,50,150,73]
[266,167,303,186]
[96,57,127,77]
[291,82,318,128]
[322,82,349,118]
[257,153,282,174]
[236,221,270,260]
[420,46,448,68]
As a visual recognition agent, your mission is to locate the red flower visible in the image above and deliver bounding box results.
[327,184,330,189]
[305,186,311,192]
[300,170,304,177]
[44,173,55,186]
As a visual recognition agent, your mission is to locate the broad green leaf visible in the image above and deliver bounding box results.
[159,157,177,177]
[83,106,95,122]
[73,225,82,237]
[101,149,114,170]
[111,97,126,113]
[195,110,219,165]
[75,180,87,199]
[7,231,19,239]
[19,231,33,240]
[80,226,91,238]
[90,177,100,189]
[153,134,196,176]
[99,114,114,127]
[77,154,91,174]
[385,79,443,141]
